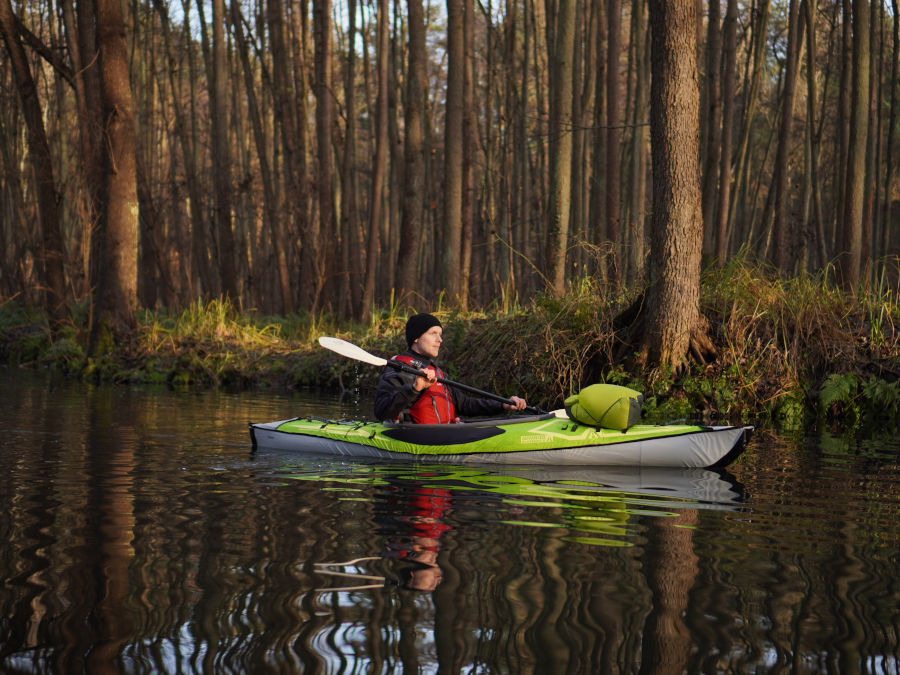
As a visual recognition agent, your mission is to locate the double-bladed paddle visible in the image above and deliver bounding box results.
[318,336,544,414]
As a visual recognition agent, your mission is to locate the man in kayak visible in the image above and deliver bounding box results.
[374,312,528,423]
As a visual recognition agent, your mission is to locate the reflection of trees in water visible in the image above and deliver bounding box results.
[2,380,900,673]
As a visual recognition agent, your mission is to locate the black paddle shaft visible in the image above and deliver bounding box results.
[387,359,543,414]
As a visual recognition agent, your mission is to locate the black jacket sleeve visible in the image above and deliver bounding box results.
[374,366,421,421]
[450,385,506,418]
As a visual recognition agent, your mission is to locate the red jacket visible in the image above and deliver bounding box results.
[391,354,456,423]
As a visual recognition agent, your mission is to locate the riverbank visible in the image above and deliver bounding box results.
[2,259,898,429]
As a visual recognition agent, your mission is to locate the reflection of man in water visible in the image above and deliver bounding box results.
[380,483,452,591]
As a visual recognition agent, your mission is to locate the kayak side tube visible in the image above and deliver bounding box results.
[249,416,753,468]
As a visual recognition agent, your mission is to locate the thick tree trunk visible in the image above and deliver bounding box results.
[90,0,139,348]
[640,0,712,371]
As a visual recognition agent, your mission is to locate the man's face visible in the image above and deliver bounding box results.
[412,325,443,359]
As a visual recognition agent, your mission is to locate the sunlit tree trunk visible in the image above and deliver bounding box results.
[640,0,712,371]
[839,0,869,289]
[211,0,237,298]
[90,0,139,348]
[0,0,66,320]
[396,0,427,301]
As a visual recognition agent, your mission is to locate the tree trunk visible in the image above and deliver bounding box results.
[339,0,359,317]
[640,0,712,371]
[546,0,575,295]
[700,0,721,258]
[714,0,737,265]
[0,0,67,320]
[606,0,622,282]
[362,0,389,318]
[90,0,139,349]
[211,0,238,298]
[460,0,476,310]
[589,0,607,281]
[312,0,334,310]
[443,0,465,300]
[264,0,297,314]
[396,0,427,301]
[771,0,802,276]
[839,0,869,290]
[884,0,899,260]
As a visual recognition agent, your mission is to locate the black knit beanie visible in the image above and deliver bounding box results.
[405,313,442,347]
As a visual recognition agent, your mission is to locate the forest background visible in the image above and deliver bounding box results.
[1,0,899,426]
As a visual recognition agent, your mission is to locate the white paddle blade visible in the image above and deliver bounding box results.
[318,336,388,367]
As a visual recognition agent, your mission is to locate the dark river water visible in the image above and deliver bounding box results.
[1,368,899,673]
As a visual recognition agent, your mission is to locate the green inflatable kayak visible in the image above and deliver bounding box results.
[249,412,751,468]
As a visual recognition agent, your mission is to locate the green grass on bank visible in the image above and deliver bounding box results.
[1,258,898,431]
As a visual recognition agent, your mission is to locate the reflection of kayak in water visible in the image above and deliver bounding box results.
[476,466,746,509]
[249,412,752,468]
[271,459,747,554]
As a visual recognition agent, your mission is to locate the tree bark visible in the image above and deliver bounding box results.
[211,0,238,298]
[396,0,427,301]
[700,0,721,258]
[312,0,334,310]
[443,0,465,300]
[640,0,712,371]
[839,0,869,289]
[714,0,737,265]
[772,0,802,275]
[90,0,140,348]
[546,0,576,295]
